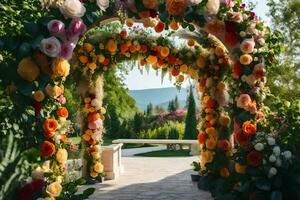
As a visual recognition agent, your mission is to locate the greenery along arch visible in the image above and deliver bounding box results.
[0,0,287,199]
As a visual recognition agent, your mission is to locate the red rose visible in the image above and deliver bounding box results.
[233,63,242,79]
[17,183,34,200]
[247,150,262,167]
[33,101,42,116]
[224,31,239,47]
[218,139,230,151]
[31,179,45,193]
[235,131,250,146]
[198,133,206,144]
[225,21,237,32]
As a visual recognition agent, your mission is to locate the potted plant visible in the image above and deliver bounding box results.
[191,161,201,182]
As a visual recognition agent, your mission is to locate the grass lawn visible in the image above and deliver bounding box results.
[134,149,191,157]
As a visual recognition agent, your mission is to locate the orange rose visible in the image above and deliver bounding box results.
[52,58,70,78]
[40,141,55,157]
[154,21,165,33]
[56,107,69,118]
[88,112,100,122]
[17,57,40,82]
[169,20,179,30]
[220,167,230,177]
[106,39,118,54]
[242,121,256,137]
[43,118,59,132]
[166,0,188,16]
[235,163,246,174]
[160,46,170,58]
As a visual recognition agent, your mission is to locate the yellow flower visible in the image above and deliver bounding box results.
[52,58,70,78]
[90,171,98,178]
[180,64,188,73]
[17,57,40,82]
[160,46,170,58]
[45,84,64,98]
[205,138,217,150]
[235,163,246,174]
[205,127,217,135]
[56,148,68,164]
[87,62,97,70]
[91,151,100,159]
[217,82,227,90]
[106,39,118,54]
[215,46,226,57]
[46,181,62,197]
[201,150,214,163]
[97,54,105,63]
[219,115,231,127]
[239,54,253,65]
[82,133,91,141]
[146,55,158,65]
[32,90,45,102]
[94,162,104,173]
[83,43,94,52]
[84,97,91,103]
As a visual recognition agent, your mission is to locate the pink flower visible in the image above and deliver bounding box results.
[47,20,65,37]
[88,122,97,129]
[66,18,86,41]
[57,95,66,104]
[59,42,75,60]
[240,38,255,54]
[40,36,61,57]
[91,130,102,140]
[229,12,243,23]
[248,102,257,114]
[220,0,234,7]
[237,94,251,109]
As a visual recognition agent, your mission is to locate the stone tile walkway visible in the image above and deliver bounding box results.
[85,156,211,200]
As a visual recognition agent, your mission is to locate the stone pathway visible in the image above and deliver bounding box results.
[84,156,211,200]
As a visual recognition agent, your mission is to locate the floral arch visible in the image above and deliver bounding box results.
[1,0,287,199]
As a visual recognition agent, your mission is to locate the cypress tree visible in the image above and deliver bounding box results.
[184,86,198,139]
[107,105,121,139]
[174,96,180,110]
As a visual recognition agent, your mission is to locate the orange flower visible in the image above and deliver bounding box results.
[198,133,206,144]
[120,44,129,53]
[169,20,179,30]
[206,98,217,108]
[140,45,148,53]
[187,39,195,47]
[40,141,55,157]
[56,107,69,118]
[119,30,127,39]
[142,0,158,9]
[43,118,59,132]
[205,138,217,150]
[177,74,184,82]
[205,20,225,36]
[139,10,150,18]
[146,55,158,65]
[220,168,230,177]
[83,43,94,52]
[126,19,134,27]
[88,112,100,122]
[166,0,188,16]
[160,46,170,58]
[87,62,97,70]
[106,39,118,54]
[154,21,165,33]
[235,163,246,174]
[242,121,256,137]
[79,55,88,64]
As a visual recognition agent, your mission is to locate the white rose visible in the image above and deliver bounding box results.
[269,155,276,162]
[267,137,276,145]
[273,146,281,156]
[188,0,202,5]
[31,167,44,180]
[258,38,265,45]
[282,150,292,159]
[96,0,109,11]
[254,143,264,151]
[268,167,277,178]
[40,37,61,57]
[276,158,282,167]
[60,0,86,18]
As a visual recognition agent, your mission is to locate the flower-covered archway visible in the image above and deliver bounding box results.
[2,0,288,199]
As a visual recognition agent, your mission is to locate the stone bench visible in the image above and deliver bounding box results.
[112,139,200,155]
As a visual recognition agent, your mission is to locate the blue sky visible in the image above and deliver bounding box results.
[124,0,269,90]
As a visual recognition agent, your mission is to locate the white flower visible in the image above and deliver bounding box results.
[206,0,220,15]
[253,49,258,54]
[268,167,277,178]
[31,167,44,180]
[267,137,276,145]
[257,38,265,45]
[276,158,282,167]
[60,0,86,18]
[282,150,292,159]
[273,146,281,156]
[188,0,202,5]
[96,0,109,11]
[240,31,246,37]
[40,37,61,57]
[254,143,264,151]
[269,155,276,162]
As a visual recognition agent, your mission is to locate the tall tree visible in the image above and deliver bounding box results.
[146,103,153,116]
[106,105,121,139]
[174,96,180,110]
[266,0,300,100]
[184,86,198,140]
[133,112,144,138]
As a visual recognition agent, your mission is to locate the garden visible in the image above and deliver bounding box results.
[0,0,299,200]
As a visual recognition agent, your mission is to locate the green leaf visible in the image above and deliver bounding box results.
[76,178,86,185]
[83,187,95,197]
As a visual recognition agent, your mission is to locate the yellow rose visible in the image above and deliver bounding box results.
[219,115,231,127]
[201,150,214,163]
[94,162,104,173]
[143,0,158,9]
[235,163,246,174]
[215,46,226,57]
[56,148,68,164]
[84,43,94,52]
[166,0,188,16]
[45,84,64,98]
[32,90,45,102]
[205,138,217,150]
[106,39,117,54]
[217,82,227,90]
[91,151,100,159]
[17,57,40,82]
[52,58,70,78]
[239,54,253,65]
[46,181,62,197]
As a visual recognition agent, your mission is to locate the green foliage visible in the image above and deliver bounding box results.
[169,127,180,139]
[146,103,153,116]
[184,87,198,139]
[105,104,121,139]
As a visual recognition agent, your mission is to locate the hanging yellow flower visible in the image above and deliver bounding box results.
[17,57,40,82]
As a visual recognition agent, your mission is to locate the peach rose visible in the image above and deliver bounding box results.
[242,121,256,137]
[205,138,217,150]
[206,0,220,15]
[166,0,188,16]
[56,148,68,164]
[94,162,104,173]
[239,54,253,65]
[237,94,251,109]
[143,0,158,9]
[52,58,70,78]
[33,90,45,102]
[46,181,62,197]
[240,38,255,54]
[46,84,64,98]
[201,150,214,163]
[17,57,40,82]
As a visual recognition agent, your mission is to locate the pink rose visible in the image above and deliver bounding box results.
[57,95,66,104]
[59,42,75,60]
[66,18,86,41]
[237,94,251,109]
[248,103,257,114]
[240,38,255,54]
[88,122,97,129]
[40,36,61,57]
[91,131,102,140]
[48,20,65,37]
[220,0,234,7]
[229,12,243,23]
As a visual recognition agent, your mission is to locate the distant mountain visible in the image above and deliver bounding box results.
[129,87,197,111]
